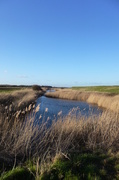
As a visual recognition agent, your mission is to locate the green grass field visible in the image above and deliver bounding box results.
[72,86,119,94]
[0,87,23,93]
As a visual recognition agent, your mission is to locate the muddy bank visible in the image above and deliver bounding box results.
[45,89,119,113]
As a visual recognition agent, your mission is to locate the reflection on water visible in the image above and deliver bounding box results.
[34,96,102,124]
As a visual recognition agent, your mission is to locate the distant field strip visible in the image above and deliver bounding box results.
[0,87,22,93]
[72,86,119,94]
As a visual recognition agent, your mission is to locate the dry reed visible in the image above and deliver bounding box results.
[0,108,119,170]
[0,88,44,119]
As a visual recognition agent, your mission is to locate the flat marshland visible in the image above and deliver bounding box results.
[0,86,119,179]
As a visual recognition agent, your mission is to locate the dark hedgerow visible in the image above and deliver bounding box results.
[32,85,42,91]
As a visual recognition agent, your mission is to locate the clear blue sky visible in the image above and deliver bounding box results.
[0,0,119,87]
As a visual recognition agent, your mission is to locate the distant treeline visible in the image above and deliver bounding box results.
[0,84,69,89]
[0,85,31,88]
[0,85,53,88]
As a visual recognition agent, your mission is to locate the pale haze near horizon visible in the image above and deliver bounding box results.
[0,0,119,87]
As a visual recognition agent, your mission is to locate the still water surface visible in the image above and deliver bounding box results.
[34,96,102,123]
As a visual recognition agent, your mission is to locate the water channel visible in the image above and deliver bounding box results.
[34,95,102,124]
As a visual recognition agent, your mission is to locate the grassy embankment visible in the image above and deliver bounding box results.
[0,86,119,179]
[0,87,45,119]
[46,86,119,113]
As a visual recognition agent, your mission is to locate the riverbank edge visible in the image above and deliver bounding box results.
[0,88,46,116]
[45,89,119,113]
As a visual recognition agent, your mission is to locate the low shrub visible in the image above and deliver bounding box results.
[32,85,42,91]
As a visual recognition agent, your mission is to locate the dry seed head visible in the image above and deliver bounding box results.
[47,117,50,121]
[15,110,21,118]
[22,111,25,115]
[35,104,40,113]
[33,104,35,109]
[9,104,13,112]
[5,106,8,110]
[58,111,62,116]
[39,115,42,119]
[28,104,32,111]
[25,107,28,112]
[45,108,48,112]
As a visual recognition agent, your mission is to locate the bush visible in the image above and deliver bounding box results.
[32,85,42,91]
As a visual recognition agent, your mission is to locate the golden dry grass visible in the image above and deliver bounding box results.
[46,89,119,113]
[0,88,41,104]
[0,108,119,170]
[0,88,44,115]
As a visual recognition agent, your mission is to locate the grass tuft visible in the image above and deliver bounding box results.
[0,167,34,180]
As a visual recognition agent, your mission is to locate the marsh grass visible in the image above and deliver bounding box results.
[0,107,119,179]
[0,88,44,120]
